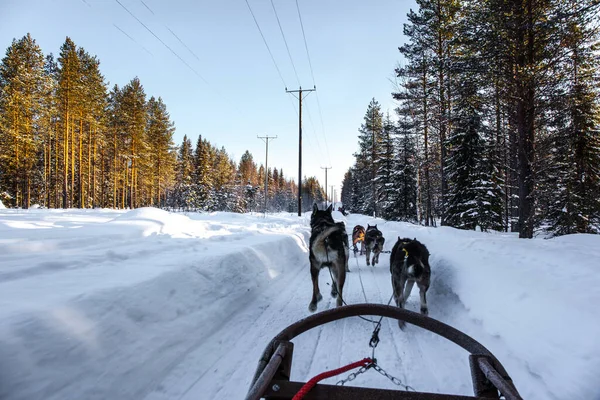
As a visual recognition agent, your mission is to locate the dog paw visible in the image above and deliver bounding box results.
[420,307,429,316]
[330,289,338,298]
[308,303,317,312]
[317,292,323,302]
[397,320,406,329]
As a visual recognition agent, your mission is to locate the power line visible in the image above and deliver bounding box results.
[270,0,301,86]
[166,27,202,62]
[294,0,332,167]
[113,23,154,57]
[244,0,287,88]
[114,0,210,85]
[303,101,326,161]
[79,0,152,57]
[140,0,154,15]
[295,0,315,83]
[315,93,332,166]
[138,0,202,63]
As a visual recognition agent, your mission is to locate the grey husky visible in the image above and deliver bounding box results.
[390,237,431,327]
[308,204,349,312]
[364,224,385,266]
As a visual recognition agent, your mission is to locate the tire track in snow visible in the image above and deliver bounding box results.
[384,256,472,395]
[144,242,328,400]
[138,242,309,400]
[293,255,372,386]
[353,257,412,390]
[362,263,417,390]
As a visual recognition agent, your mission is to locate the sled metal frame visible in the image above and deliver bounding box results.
[245,304,522,400]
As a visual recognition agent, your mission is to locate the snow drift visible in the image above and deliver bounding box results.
[0,208,598,400]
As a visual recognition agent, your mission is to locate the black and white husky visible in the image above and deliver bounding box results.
[364,224,385,266]
[308,204,349,312]
[390,237,431,327]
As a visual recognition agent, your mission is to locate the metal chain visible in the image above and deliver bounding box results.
[371,363,416,392]
[326,253,379,325]
[336,362,373,386]
[329,234,416,392]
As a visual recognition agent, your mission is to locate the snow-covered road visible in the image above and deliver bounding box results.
[1,208,599,399]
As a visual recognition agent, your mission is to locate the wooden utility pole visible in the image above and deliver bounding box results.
[286,86,316,216]
[330,186,334,208]
[258,135,277,216]
[321,166,331,207]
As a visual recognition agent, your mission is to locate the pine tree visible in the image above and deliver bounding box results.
[41,53,59,208]
[0,34,48,208]
[57,37,82,208]
[146,96,175,206]
[77,48,107,208]
[394,10,437,225]
[238,150,258,185]
[106,84,124,208]
[119,77,146,208]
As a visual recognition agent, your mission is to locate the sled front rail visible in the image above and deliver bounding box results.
[245,304,522,400]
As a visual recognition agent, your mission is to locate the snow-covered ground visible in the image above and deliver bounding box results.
[0,208,599,400]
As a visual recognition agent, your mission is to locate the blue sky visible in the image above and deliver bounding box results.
[1,0,414,199]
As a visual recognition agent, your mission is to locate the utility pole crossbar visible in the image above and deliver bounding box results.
[258,135,277,217]
[286,86,316,216]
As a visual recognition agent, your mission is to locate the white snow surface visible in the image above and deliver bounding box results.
[0,208,599,400]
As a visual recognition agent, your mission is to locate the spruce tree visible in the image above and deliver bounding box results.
[354,98,383,216]
[389,107,418,222]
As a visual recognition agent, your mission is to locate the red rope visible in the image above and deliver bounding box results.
[292,357,373,400]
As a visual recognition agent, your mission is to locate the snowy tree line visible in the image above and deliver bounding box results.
[342,0,600,237]
[0,34,325,212]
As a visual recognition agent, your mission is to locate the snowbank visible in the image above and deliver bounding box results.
[0,208,309,400]
[344,215,600,400]
[0,209,598,400]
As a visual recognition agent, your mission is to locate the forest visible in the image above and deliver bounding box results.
[0,35,326,213]
[342,0,600,237]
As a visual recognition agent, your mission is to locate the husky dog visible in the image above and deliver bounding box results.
[390,237,431,326]
[308,204,349,312]
[364,224,385,266]
[351,225,366,256]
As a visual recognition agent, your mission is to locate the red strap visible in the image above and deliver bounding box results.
[292,357,372,400]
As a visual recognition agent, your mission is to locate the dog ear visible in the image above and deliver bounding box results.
[327,203,333,213]
[312,203,318,214]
